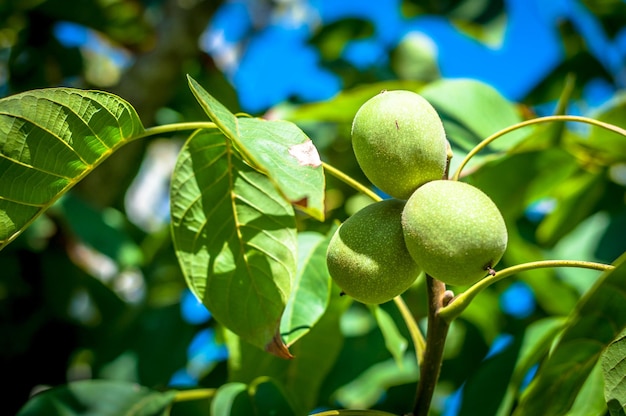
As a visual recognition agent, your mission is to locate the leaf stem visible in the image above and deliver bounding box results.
[321,161,430,394]
[439,260,614,323]
[451,115,626,181]
[310,410,399,416]
[173,388,216,402]
[394,295,426,366]
[321,161,381,202]
[134,121,218,141]
[413,275,450,416]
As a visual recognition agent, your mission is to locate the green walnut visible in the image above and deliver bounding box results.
[351,90,448,199]
[401,180,507,286]
[326,199,421,304]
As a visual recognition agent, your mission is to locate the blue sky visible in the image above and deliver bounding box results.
[201,0,625,112]
[51,0,625,112]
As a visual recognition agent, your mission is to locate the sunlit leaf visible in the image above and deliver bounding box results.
[209,377,297,416]
[513,255,626,415]
[0,88,144,250]
[210,383,254,416]
[601,329,626,415]
[238,118,325,221]
[187,75,239,140]
[333,354,419,409]
[16,380,176,416]
[187,75,326,221]
[281,230,333,346]
[276,80,425,124]
[170,129,297,352]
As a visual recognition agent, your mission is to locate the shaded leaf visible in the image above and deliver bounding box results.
[536,170,606,247]
[225,282,348,414]
[187,76,326,221]
[567,93,626,164]
[420,78,523,154]
[248,377,297,416]
[281,230,333,346]
[170,129,297,352]
[0,88,144,250]
[459,334,523,416]
[496,317,567,416]
[371,304,408,369]
[602,329,626,415]
[504,232,580,316]
[567,361,607,416]
[511,73,577,153]
[17,380,176,416]
[468,148,578,220]
[513,254,626,415]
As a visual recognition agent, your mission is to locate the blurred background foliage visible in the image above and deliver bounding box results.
[2,0,626,414]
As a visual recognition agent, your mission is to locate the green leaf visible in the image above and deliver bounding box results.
[566,361,607,416]
[602,329,626,415]
[513,255,626,415]
[277,80,425,124]
[187,75,239,140]
[248,377,297,416]
[187,75,325,221]
[420,78,523,154]
[458,334,523,416]
[225,282,348,414]
[17,380,176,416]
[496,317,567,416]
[237,118,325,221]
[310,411,399,416]
[210,378,297,416]
[333,354,419,409]
[536,170,606,247]
[280,230,333,346]
[371,304,408,369]
[0,88,144,250]
[210,383,254,416]
[504,232,579,316]
[568,93,626,164]
[170,129,297,353]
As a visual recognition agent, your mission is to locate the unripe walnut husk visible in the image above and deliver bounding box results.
[351,90,448,199]
[327,199,421,304]
[401,180,508,286]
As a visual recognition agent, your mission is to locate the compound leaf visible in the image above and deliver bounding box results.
[17,380,176,416]
[0,88,144,250]
[514,255,626,415]
[170,129,297,354]
[187,75,325,221]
